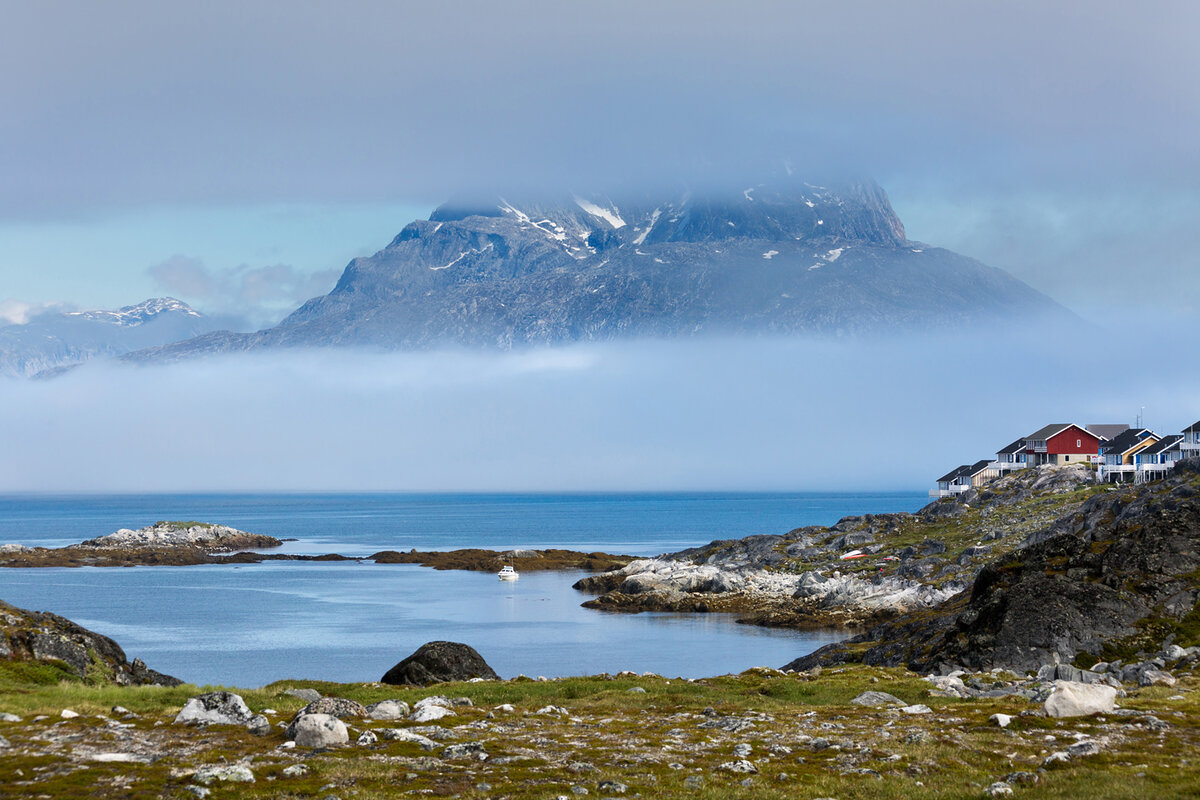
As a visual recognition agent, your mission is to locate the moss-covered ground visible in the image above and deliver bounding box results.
[2,660,1197,800]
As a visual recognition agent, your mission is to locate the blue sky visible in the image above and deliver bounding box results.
[2,1,1198,327]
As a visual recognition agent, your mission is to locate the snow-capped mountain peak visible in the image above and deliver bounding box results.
[64,297,203,327]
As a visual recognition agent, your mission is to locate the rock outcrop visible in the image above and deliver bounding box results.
[76,521,281,551]
[381,641,499,686]
[175,692,254,725]
[786,459,1200,674]
[0,599,179,685]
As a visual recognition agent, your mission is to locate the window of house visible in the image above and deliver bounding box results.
[1076,439,1081,447]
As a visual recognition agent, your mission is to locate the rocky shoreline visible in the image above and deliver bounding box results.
[571,464,1115,631]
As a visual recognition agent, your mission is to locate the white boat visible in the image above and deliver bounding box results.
[498,564,519,581]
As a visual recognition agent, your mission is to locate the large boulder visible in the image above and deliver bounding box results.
[175,692,254,725]
[381,641,499,686]
[366,700,411,720]
[287,713,349,748]
[1044,681,1117,718]
[295,697,366,720]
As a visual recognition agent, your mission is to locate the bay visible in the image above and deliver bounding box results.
[0,491,925,687]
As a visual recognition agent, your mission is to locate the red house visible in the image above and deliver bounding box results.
[1023,423,1103,466]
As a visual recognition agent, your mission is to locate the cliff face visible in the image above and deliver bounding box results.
[126,176,1065,362]
[788,459,1200,673]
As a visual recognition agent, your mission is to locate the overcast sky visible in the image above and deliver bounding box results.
[1,1,1197,322]
[0,2,1197,494]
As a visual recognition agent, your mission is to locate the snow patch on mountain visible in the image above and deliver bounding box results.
[574,196,626,229]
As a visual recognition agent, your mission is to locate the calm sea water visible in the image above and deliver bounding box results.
[0,492,924,687]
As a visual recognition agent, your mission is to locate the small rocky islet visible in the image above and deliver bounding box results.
[0,521,633,573]
[2,460,1200,796]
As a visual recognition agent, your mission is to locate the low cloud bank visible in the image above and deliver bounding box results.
[3,330,1197,493]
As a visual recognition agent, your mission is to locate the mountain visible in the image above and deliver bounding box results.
[128,177,1066,361]
[0,298,219,377]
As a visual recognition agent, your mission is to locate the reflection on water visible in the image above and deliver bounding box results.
[2,562,842,687]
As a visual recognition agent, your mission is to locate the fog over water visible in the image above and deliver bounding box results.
[5,327,1196,493]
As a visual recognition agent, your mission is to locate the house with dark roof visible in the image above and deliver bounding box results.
[1099,428,1159,482]
[963,459,998,489]
[1023,423,1104,466]
[931,465,972,497]
[992,438,1027,473]
[1183,420,1200,456]
[1087,423,1129,440]
[1136,434,1184,481]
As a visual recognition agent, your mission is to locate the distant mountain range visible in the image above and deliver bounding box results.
[0,298,218,377]
[14,176,1071,374]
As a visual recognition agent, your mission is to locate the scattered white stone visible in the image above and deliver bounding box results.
[720,759,758,773]
[175,692,253,726]
[1066,740,1102,757]
[1042,751,1071,768]
[281,764,309,778]
[495,704,515,713]
[409,705,455,723]
[900,704,932,715]
[989,713,1013,728]
[413,696,451,710]
[357,729,378,746]
[366,700,410,720]
[60,709,79,719]
[733,743,752,757]
[381,728,438,750]
[0,713,21,722]
[90,753,152,763]
[1163,644,1187,660]
[194,764,255,784]
[850,691,906,707]
[986,782,1014,797]
[1044,681,1117,718]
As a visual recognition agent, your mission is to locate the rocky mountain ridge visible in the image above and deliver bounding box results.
[125,176,1066,361]
[0,297,217,377]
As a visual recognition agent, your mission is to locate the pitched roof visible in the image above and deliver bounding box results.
[1026,423,1080,441]
[1185,420,1200,434]
[937,465,971,484]
[966,459,994,477]
[1102,428,1155,455]
[1087,424,1129,440]
[996,438,1025,455]
[1139,435,1182,456]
